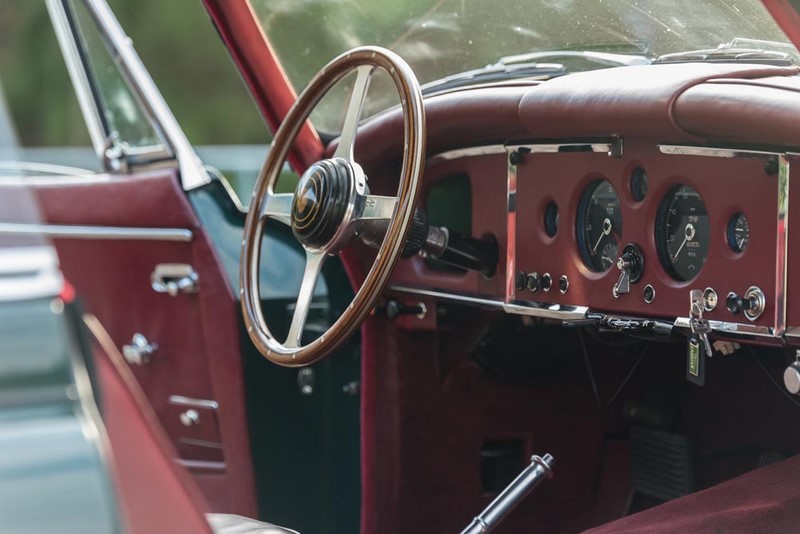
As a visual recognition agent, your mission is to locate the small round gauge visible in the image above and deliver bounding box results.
[544,202,559,237]
[577,180,622,272]
[727,213,750,253]
[656,185,710,281]
[630,168,648,202]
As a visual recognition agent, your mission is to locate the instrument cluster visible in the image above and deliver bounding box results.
[573,175,751,284]
[511,142,776,328]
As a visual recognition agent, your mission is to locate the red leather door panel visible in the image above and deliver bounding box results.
[8,170,257,517]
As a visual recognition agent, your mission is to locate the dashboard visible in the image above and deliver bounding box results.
[347,61,800,345]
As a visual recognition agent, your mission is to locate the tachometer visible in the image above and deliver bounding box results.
[656,185,710,281]
[577,180,622,272]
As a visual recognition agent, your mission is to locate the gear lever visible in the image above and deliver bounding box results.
[460,453,554,534]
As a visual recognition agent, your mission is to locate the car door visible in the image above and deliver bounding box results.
[0,0,258,516]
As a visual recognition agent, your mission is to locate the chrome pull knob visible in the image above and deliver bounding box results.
[121,333,158,365]
[151,264,198,296]
[179,409,200,427]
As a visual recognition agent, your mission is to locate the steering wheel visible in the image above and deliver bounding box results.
[240,46,426,367]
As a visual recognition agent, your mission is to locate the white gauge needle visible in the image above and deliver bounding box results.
[672,222,695,260]
[592,218,612,254]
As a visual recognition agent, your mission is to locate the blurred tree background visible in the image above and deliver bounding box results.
[0,0,268,148]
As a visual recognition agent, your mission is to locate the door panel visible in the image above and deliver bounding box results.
[4,170,257,516]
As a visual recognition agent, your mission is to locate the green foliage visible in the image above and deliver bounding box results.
[1,0,267,147]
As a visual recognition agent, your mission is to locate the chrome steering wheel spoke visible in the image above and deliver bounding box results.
[357,194,397,221]
[285,250,326,349]
[333,65,374,162]
[261,192,294,226]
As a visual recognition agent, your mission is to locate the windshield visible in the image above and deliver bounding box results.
[250,0,796,133]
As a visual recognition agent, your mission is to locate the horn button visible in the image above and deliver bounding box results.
[291,158,355,249]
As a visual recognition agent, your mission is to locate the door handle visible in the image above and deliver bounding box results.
[151,263,198,296]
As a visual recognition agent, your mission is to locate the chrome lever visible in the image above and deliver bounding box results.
[461,453,554,534]
[151,263,198,296]
[122,333,158,365]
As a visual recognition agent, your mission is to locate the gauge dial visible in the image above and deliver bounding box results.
[578,180,622,272]
[728,213,750,253]
[656,185,710,281]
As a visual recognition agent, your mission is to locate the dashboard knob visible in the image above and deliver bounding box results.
[526,272,541,293]
[726,292,744,315]
[784,361,800,395]
[541,273,552,292]
[515,271,527,291]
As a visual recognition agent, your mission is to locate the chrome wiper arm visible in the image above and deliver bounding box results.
[421,62,567,95]
[655,38,798,65]
[499,50,651,68]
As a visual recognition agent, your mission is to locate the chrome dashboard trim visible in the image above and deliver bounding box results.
[428,145,507,162]
[389,285,506,310]
[785,327,800,339]
[673,317,776,338]
[657,144,781,159]
[387,285,589,320]
[775,155,789,336]
[390,284,783,337]
[0,223,193,242]
[505,147,518,305]
[509,138,623,157]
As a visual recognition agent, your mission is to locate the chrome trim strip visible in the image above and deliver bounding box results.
[81,0,210,190]
[776,156,790,336]
[389,285,506,310]
[658,144,780,159]
[508,138,623,157]
[673,317,776,338]
[168,395,219,410]
[505,147,517,304]
[428,145,507,162]
[785,327,800,339]
[45,0,108,164]
[0,223,192,242]
[387,285,589,320]
[503,300,589,320]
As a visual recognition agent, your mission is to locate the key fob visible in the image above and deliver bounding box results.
[686,334,706,386]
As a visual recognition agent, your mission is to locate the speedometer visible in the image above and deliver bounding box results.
[577,180,622,272]
[656,185,710,281]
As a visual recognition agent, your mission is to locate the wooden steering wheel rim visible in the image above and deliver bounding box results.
[240,46,426,367]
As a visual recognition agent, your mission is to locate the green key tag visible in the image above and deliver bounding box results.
[686,334,706,386]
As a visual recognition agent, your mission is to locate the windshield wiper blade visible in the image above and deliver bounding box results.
[655,38,798,66]
[421,62,567,95]
[499,50,651,68]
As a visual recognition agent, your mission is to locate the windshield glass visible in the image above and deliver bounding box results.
[250,0,796,133]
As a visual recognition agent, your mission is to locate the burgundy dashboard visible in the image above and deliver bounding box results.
[356,61,800,346]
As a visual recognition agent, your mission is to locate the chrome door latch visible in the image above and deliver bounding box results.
[122,333,158,365]
[151,263,198,296]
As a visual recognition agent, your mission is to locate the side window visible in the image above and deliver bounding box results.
[0,1,101,175]
[69,0,162,152]
[65,0,170,167]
